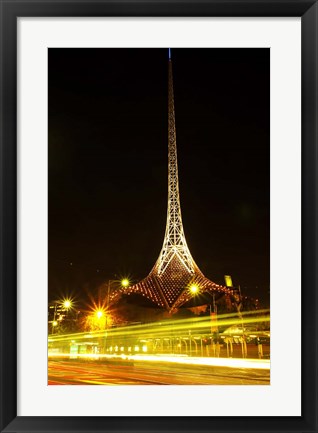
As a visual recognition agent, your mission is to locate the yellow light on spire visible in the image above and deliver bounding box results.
[224,275,233,287]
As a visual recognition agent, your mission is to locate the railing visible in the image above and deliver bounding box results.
[48,309,270,360]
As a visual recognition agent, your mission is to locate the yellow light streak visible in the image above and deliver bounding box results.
[48,352,270,370]
[129,355,270,370]
[49,309,270,343]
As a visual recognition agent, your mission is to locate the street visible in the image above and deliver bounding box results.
[48,358,270,385]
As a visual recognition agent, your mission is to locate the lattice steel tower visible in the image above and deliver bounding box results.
[111,50,231,313]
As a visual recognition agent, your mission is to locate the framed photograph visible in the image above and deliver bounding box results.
[0,1,317,432]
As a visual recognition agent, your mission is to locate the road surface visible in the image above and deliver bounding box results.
[48,359,270,385]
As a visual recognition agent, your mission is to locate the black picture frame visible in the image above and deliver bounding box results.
[0,1,317,432]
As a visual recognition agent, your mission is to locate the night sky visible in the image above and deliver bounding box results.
[48,48,270,306]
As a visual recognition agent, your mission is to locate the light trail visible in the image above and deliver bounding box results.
[48,309,270,343]
[48,352,270,370]
[129,355,270,370]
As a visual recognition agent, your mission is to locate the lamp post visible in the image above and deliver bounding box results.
[188,283,200,356]
[210,294,220,357]
[51,302,59,335]
[50,298,73,335]
[225,275,247,358]
[92,308,106,355]
[103,278,130,351]
[107,278,130,308]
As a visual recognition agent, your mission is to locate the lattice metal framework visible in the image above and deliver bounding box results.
[157,56,194,275]
[110,52,232,313]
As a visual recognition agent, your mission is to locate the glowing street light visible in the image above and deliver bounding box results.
[51,320,59,334]
[63,299,72,310]
[190,284,199,294]
[96,310,104,319]
[121,278,130,288]
[49,296,76,335]
[106,277,130,305]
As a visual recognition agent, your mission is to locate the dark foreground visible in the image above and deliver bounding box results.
[48,359,270,385]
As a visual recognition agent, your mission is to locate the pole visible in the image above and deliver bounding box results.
[107,281,111,311]
[52,303,57,334]
[236,285,247,358]
[211,294,219,341]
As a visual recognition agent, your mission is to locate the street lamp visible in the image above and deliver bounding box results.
[190,283,199,294]
[51,320,58,335]
[121,278,130,288]
[63,299,72,310]
[188,283,200,356]
[96,310,104,319]
[50,297,74,334]
[107,277,130,305]
[103,277,130,350]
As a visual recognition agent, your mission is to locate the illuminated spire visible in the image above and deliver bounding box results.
[156,51,195,275]
[109,53,230,312]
